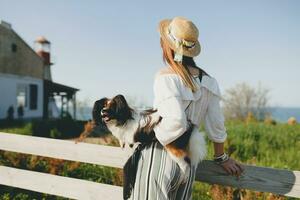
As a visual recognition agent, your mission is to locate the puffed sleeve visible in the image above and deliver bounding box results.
[204,78,227,143]
[152,75,188,146]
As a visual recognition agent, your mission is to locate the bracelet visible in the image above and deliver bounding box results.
[214,152,227,159]
[213,153,229,164]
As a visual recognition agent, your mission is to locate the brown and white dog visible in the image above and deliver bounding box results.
[93,94,206,175]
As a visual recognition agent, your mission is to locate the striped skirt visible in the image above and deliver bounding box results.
[130,141,197,200]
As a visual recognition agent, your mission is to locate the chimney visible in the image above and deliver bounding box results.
[34,36,52,80]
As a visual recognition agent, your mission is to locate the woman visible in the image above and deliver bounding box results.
[130,17,244,200]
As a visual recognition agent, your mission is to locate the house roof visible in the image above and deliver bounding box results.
[44,80,79,98]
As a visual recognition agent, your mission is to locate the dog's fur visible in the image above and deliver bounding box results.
[75,120,95,144]
[92,94,207,175]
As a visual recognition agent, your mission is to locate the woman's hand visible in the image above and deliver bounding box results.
[220,157,244,177]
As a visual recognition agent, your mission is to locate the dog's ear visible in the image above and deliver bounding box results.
[114,95,127,105]
[113,94,134,125]
[92,98,108,125]
[114,95,128,112]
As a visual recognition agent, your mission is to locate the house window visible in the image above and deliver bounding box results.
[29,84,38,110]
[11,43,17,52]
[17,84,27,107]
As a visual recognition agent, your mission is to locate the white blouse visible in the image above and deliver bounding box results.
[152,71,227,146]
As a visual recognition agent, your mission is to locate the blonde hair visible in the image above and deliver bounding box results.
[160,38,198,92]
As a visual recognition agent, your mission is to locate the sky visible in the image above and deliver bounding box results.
[1,0,300,107]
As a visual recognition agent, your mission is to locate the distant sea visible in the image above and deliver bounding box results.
[75,107,300,123]
[268,107,300,122]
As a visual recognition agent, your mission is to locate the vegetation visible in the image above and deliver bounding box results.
[194,120,300,200]
[0,119,86,139]
[0,120,299,200]
[223,82,270,121]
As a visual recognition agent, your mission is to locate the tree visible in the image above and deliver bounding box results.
[222,82,270,121]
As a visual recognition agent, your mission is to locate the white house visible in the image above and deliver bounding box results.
[0,20,78,120]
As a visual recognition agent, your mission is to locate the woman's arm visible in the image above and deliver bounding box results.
[213,134,245,176]
[204,78,244,176]
[213,142,244,176]
[221,158,244,176]
[204,92,227,143]
[213,142,225,157]
[152,75,188,146]
[153,96,188,145]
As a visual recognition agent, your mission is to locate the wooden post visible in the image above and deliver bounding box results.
[60,95,64,118]
[66,97,69,116]
[73,94,76,120]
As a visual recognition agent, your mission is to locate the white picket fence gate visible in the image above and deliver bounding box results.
[0,132,299,199]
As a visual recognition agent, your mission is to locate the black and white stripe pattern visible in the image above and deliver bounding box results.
[130,141,196,200]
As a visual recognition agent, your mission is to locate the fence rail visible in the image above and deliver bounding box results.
[0,132,299,199]
[0,165,122,200]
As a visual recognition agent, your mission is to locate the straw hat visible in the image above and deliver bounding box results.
[159,17,201,61]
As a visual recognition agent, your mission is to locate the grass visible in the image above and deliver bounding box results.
[0,122,32,136]
[194,121,300,200]
[223,121,300,170]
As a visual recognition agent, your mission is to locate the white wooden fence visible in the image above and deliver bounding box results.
[0,132,299,199]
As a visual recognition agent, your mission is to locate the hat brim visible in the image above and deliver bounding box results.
[159,19,201,58]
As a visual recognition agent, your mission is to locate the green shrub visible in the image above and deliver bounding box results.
[0,119,87,139]
[50,128,61,138]
[31,119,85,138]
